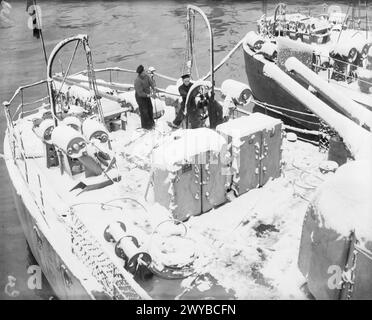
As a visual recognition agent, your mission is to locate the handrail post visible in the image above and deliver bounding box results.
[3,101,13,130]
[20,89,24,119]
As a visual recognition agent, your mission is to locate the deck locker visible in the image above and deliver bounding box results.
[259,119,283,186]
[153,162,201,221]
[201,151,228,213]
[216,113,283,196]
[152,128,227,221]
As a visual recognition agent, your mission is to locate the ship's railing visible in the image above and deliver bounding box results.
[10,136,149,299]
[2,67,182,129]
[3,79,52,184]
[71,66,179,87]
[312,54,372,89]
[2,78,152,300]
[3,79,50,125]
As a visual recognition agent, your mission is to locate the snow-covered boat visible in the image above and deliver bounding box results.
[243,2,372,132]
[3,5,372,300]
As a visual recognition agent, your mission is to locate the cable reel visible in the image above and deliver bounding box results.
[82,118,109,143]
[103,221,152,276]
[62,116,82,132]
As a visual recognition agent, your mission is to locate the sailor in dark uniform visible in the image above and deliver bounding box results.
[169,74,193,128]
[134,65,155,130]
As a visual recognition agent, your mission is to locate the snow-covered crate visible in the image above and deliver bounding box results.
[151,128,227,221]
[216,113,283,195]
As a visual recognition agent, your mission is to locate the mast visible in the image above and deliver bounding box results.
[366,0,369,39]
[27,0,48,66]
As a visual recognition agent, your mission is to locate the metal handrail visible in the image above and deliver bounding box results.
[2,65,182,127]
[313,63,372,85]
[72,66,179,83]
[317,53,371,70]
[312,60,372,88]
[5,79,48,106]
[3,79,49,127]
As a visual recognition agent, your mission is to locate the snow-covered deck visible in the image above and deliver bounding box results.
[7,100,333,299]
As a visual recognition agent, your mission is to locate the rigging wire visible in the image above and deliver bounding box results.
[56,40,81,97]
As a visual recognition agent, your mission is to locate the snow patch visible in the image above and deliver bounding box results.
[313,160,372,243]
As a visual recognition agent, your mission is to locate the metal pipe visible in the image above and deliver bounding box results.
[47,34,105,126]
[263,62,372,160]
[202,38,244,81]
[5,80,48,106]
[285,57,372,131]
[187,5,215,98]
[60,76,133,92]
[53,75,128,104]
[47,35,87,126]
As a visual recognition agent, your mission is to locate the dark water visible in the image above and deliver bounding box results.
[0,0,349,299]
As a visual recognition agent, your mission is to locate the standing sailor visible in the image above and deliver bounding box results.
[134,65,155,130]
[169,74,193,128]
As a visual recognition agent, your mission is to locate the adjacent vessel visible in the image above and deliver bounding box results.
[243,2,372,132]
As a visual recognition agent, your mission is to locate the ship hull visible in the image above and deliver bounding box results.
[4,136,108,300]
[243,46,320,132]
[10,187,92,299]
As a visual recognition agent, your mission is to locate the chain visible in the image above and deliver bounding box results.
[68,209,143,300]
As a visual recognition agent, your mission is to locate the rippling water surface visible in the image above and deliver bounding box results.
[0,0,350,299]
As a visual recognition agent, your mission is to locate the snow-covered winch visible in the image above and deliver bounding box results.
[51,124,87,158]
[220,79,252,105]
[259,42,278,61]
[103,220,127,242]
[82,118,109,143]
[116,236,152,275]
[34,118,55,142]
[104,221,152,275]
[62,116,82,131]
[245,31,265,51]
[51,124,94,176]
[33,118,60,168]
